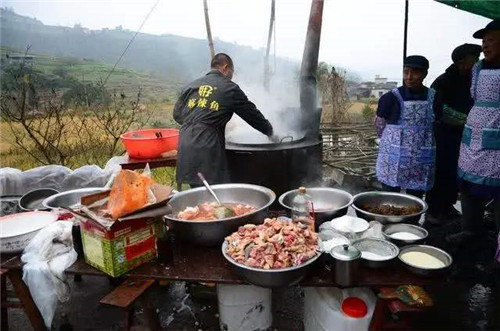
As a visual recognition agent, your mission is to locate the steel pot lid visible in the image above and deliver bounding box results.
[330,244,361,261]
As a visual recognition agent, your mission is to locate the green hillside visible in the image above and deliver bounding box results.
[0,8,298,86]
[1,46,181,102]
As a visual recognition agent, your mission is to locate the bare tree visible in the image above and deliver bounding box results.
[318,65,351,124]
[1,51,151,168]
[89,84,150,157]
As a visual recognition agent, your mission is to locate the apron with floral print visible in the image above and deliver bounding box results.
[458,61,500,187]
[376,88,436,190]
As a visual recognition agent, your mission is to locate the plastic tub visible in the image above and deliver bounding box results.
[120,128,179,159]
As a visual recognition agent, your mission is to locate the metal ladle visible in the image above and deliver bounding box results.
[197,172,235,219]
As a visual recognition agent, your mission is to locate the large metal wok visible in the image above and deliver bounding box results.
[19,188,59,211]
[165,184,275,246]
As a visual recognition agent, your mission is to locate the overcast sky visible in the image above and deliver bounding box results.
[3,0,491,83]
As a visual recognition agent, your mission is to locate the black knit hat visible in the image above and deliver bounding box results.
[404,55,429,70]
[451,44,482,63]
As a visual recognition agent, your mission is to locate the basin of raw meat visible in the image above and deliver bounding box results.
[225,218,319,270]
[177,202,257,221]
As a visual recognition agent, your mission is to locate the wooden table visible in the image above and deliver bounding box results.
[1,254,46,330]
[4,242,438,287]
[120,155,177,171]
[1,242,441,330]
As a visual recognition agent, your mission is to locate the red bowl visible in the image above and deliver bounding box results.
[120,128,179,159]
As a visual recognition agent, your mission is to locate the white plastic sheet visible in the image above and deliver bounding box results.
[21,221,77,328]
[0,160,121,196]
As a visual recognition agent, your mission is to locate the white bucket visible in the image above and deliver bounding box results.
[217,284,272,331]
[304,287,376,331]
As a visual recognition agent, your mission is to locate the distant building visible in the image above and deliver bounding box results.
[349,75,398,100]
[374,75,387,84]
[5,53,36,65]
[370,89,388,98]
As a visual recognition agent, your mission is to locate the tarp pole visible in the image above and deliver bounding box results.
[403,0,409,63]
[264,0,275,91]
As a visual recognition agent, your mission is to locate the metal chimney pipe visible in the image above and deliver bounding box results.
[300,0,324,138]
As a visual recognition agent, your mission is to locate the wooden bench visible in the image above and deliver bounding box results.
[100,277,159,330]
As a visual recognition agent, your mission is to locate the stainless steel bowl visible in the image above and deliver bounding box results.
[383,223,428,246]
[165,184,275,247]
[352,238,399,268]
[42,187,108,210]
[279,187,353,229]
[222,241,321,288]
[398,245,452,276]
[351,191,427,224]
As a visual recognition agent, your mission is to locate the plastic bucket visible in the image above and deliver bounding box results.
[217,284,272,331]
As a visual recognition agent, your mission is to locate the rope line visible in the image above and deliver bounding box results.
[103,0,160,86]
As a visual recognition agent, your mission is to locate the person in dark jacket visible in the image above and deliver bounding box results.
[375,55,442,198]
[173,53,274,187]
[425,44,482,225]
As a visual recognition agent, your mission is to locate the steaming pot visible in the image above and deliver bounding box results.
[225,135,322,205]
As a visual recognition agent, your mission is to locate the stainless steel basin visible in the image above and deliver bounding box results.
[42,187,108,210]
[165,184,275,246]
[351,191,427,224]
[222,241,321,288]
[398,245,452,276]
[279,187,352,229]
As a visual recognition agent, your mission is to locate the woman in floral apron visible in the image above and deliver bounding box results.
[446,19,500,247]
[375,55,441,198]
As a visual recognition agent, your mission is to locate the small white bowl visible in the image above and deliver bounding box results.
[330,215,369,234]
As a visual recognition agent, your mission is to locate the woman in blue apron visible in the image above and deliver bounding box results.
[446,20,500,246]
[375,55,441,198]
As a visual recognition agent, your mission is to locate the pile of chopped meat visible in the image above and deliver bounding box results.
[363,204,421,216]
[177,202,256,221]
[225,218,319,269]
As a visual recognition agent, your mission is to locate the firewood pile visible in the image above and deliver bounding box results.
[320,123,379,187]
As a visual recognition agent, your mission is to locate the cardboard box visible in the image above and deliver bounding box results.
[77,181,172,277]
[80,217,162,277]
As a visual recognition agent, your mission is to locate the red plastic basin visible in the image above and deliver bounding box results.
[120,128,179,159]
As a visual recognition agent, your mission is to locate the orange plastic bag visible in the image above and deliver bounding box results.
[108,170,154,219]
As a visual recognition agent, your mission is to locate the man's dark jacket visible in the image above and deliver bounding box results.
[174,70,273,186]
[425,64,475,213]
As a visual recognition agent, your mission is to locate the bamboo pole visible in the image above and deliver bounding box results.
[264,0,275,91]
[203,0,215,59]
